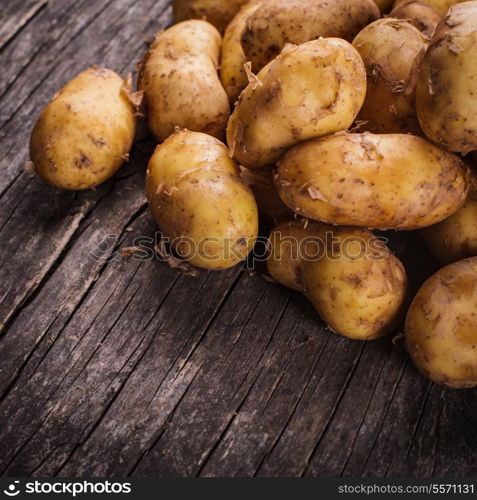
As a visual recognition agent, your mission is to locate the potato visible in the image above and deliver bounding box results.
[220,1,263,103]
[276,133,469,230]
[266,219,327,292]
[405,257,477,388]
[393,0,467,15]
[30,67,136,191]
[422,168,477,264]
[415,2,477,154]
[240,0,380,72]
[172,0,250,33]
[390,1,441,38]
[227,38,366,170]
[239,168,292,224]
[146,131,258,270]
[303,227,408,340]
[138,20,229,142]
[352,19,428,134]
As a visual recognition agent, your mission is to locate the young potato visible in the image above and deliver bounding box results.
[352,19,428,134]
[240,0,380,72]
[303,227,408,340]
[227,38,366,170]
[138,20,230,142]
[266,219,328,292]
[172,0,250,33]
[146,131,258,270]
[422,168,477,264]
[239,168,293,224]
[276,133,470,230]
[389,1,441,38]
[220,1,263,103]
[30,67,136,191]
[416,2,477,154]
[405,257,477,388]
[393,0,467,15]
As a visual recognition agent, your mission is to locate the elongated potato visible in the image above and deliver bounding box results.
[240,0,380,72]
[173,0,250,33]
[146,131,258,270]
[30,67,136,191]
[276,133,469,230]
[422,168,477,264]
[303,227,408,340]
[390,1,441,38]
[416,2,477,154]
[220,1,263,103]
[393,0,467,15]
[405,257,477,388]
[138,20,230,142]
[239,168,292,224]
[352,19,428,134]
[227,38,366,169]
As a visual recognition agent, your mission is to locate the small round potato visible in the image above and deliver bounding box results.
[302,227,408,340]
[172,0,250,33]
[405,257,477,388]
[138,20,230,142]
[220,1,263,103]
[240,0,380,72]
[352,18,428,134]
[146,131,258,270]
[422,168,477,264]
[227,38,366,170]
[390,1,441,38]
[276,133,469,230]
[30,66,136,190]
[239,168,293,224]
[416,2,477,154]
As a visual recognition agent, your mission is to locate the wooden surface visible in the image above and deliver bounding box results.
[0,0,476,478]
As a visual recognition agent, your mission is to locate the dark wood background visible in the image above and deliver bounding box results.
[0,0,476,478]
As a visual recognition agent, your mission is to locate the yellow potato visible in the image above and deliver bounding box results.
[138,20,229,142]
[393,0,467,15]
[220,1,263,103]
[240,0,380,72]
[390,1,441,38]
[303,227,408,340]
[276,133,469,230]
[146,131,258,270]
[227,38,366,169]
[30,67,136,191]
[405,257,477,388]
[172,0,250,33]
[416,2,477,154]
[353,18,428,134]
[422,168,477,264]
[239,168,292,224]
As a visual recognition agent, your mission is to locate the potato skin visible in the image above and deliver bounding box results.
[240,0,380,72]
[405,257,477,388]
[220,1,263,103]
[352,19,428,134]
[390,1,441,38]
[30,67,136,191]
[416,2,477,154]
[138,20,229,142]
[172,0,249,33]
[393,0,467,15]
[227,38,366,169]
[303,227,408,340]
[146,131,258,270]
[239,168,292,224]
[422,168,477,264]
[276,133,469,230]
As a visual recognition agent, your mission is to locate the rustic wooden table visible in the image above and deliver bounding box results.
[0,0,476,478]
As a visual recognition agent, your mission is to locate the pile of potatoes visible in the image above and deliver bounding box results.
[29,0,477,389]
